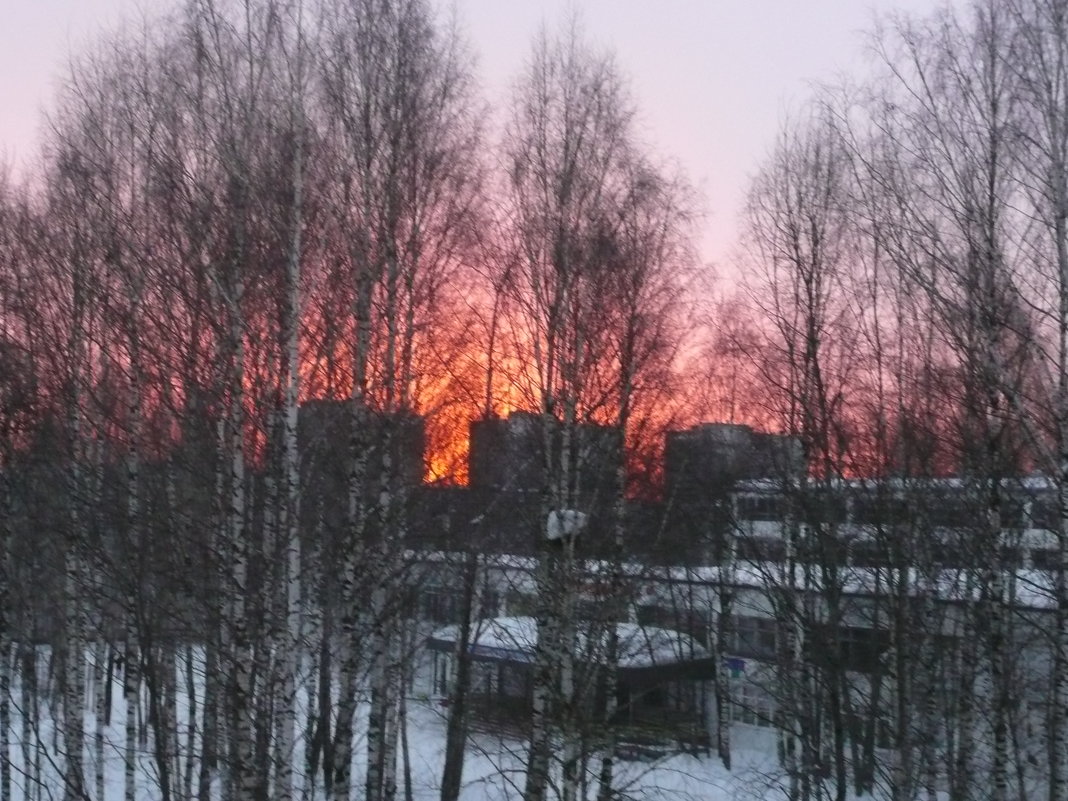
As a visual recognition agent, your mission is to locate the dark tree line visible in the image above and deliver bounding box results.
[8,0,1068,800]
[0,2,690,801]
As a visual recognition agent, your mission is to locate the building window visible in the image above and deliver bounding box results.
[420,586,458,623]
[806,624,889,672]
[666,680,699,713]
[499,664,527,699]
[472,661,497,696]
[728,615,777,659]
[1032,549,1058,570]
[736,495,785,522]
[1031,497,1060,530]
[505,590,536,618]
[926,497,970,529]
[636,605,710,646]
[1001,498,1028,530]
[576,598,607,622]
[851,496,910,526]
[850,541,891,568]
[480,588,501,618]
[433,653,450,696]
[732,679,775,727]
[802,492,847,525]
[736,537,786,562]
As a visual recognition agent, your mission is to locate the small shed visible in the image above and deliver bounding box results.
[427,616,715,748]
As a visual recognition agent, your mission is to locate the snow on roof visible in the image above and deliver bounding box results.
[429,616,710,669]
[407,552,1062,611]
[733,475,1062,494]
[685,562,1060,610]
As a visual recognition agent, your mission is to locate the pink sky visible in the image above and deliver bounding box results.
[1,0,947,271]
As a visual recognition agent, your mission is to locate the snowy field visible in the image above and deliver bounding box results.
[4,646,875,801]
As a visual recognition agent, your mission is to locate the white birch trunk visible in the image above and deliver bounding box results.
[0,638,9,801]
[382,645,401,801]
[124,640,138,801]
[716,536,736,771]
[988,517,1010,801]
[254,472,278,797]
[125,353,141,801]
[92,641,105,801]
[163,646,180,801]
[227,304,255,801]
[330,396,371,801]
[183,645,198,801]
[63,548,85,801]
[63,255,87,800]
[63,394,86,801]
[524,563,557,801]
[0,477,10,801]
[20,644,37,801]
[596,425,629,801]
[365,584,392,801]
[330,229,377,801]
[919,567,940,801]
[199,643,219,801]
[277,46,306,797]
[1055,465,1068,801]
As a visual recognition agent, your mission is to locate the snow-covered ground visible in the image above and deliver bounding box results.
[389,702,785,801]
[3,646,871,801]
